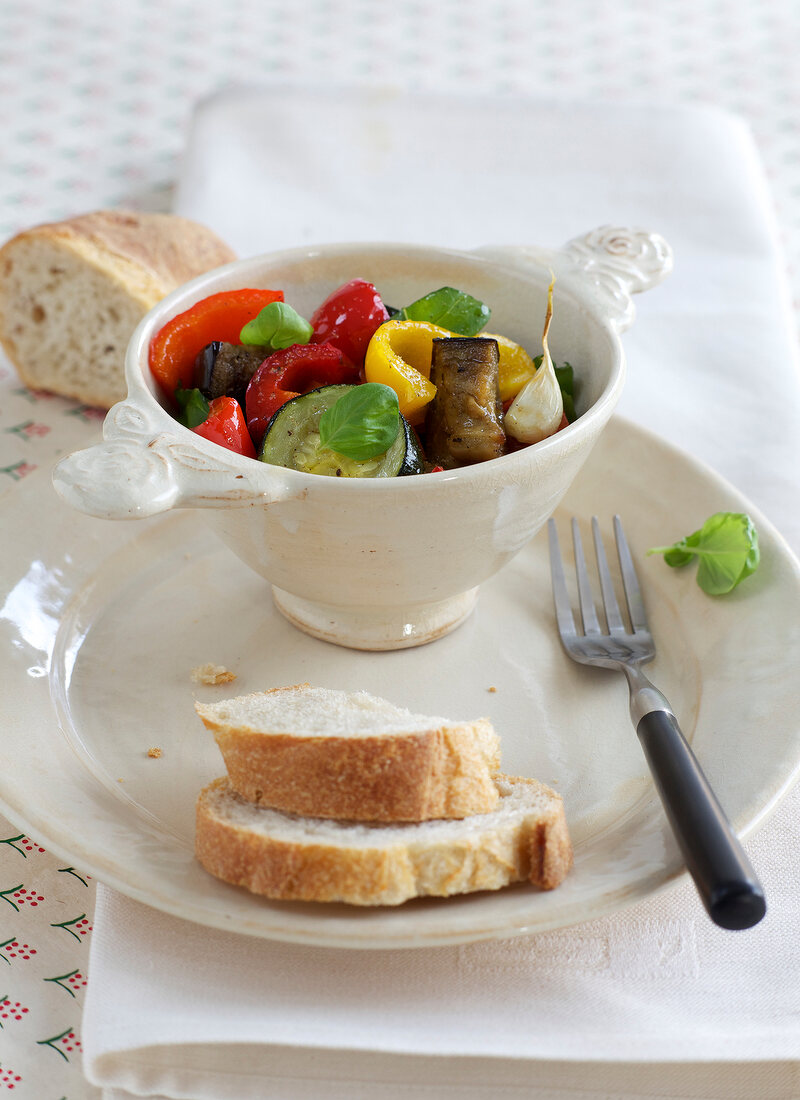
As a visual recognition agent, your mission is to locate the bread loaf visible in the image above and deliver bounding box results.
[195,684,501,823]
[0,209,236,408]
[195,773,573,906]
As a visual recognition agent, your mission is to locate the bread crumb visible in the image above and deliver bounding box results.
[191,663,237,686]
[147,747,162,759]
[487,686,497,693]
[117,777,124,783]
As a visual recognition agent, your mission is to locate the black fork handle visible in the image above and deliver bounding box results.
[637,710,766,930]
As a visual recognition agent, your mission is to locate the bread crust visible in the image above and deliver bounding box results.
[0,209,236,407]
[195,686,501,822]
[41,210,237,292]
[212,724,500,822]
[195,775,573,906]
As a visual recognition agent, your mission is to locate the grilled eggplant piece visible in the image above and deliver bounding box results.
[194,341,269,406]
[424,337,505,468]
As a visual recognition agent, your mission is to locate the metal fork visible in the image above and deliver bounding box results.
[548,515,766,930]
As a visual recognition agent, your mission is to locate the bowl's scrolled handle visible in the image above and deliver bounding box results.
[479,226,673,332]
[52,400,292,519]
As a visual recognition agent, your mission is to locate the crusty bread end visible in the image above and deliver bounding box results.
[0,210,236,407]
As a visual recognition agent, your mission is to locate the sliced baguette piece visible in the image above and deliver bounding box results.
[196,774,573,906]
[195,684,501,823]
[0,209,236,408]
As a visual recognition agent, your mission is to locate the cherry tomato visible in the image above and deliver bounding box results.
[193,395,256,458]
[310,279,389,367]
[149,288,284,397]
[245,342,358,444]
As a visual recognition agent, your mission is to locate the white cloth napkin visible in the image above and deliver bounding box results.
[84,88,800,1099]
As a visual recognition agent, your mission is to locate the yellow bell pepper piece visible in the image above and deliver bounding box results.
[364,319,449,419]
[365,319,537,418]
[483,333,538,404]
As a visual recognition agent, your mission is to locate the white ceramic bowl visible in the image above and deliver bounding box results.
[53,227,672,649]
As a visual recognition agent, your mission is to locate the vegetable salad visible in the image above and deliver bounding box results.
[149,278,578,477]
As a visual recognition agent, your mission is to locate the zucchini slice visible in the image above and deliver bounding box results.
[259,385,423,477]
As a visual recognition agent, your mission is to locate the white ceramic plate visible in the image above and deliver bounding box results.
[1,416,798,948]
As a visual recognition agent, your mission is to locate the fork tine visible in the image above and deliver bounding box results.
[592,516,625,632]
[547,519,578,639]
[613,514,648,632]
[571,518,602,634]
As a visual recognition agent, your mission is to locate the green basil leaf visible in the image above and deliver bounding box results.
[175,383,210,428]
[318,383,400,461]
[395,287,490,336]
[648,513,760,595]
[657,528,701,568]
[240,301,313,349]
[662,545,696,568]
[693,513,760,594]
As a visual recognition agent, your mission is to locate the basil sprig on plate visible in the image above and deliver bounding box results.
[648,512,760,595]
[393,286,490,336]
[240,301,313,349]
[318,383,400,461]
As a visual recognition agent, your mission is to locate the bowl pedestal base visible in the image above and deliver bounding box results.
[270,586,479,651]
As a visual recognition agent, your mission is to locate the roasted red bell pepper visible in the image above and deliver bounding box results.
[245,341,358,443]
[309,279,389,367]
[149,288,284,397]
[193,395,256,458]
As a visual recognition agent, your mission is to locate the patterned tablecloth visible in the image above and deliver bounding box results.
[1,2,799,1097]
